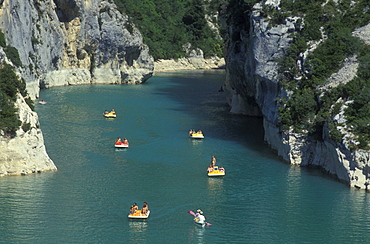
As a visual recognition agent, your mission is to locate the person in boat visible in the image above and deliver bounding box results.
[141,202,148,215]
[197,130,202,134]
[115,137,122,144]
[104,110,108,114]
[219,166,225,171]
[207,165,214,173]
[189,129,194,136]
[196,210,206,224]
[211,155,216,166]
[123,138,128,144]
[130,202,138,214]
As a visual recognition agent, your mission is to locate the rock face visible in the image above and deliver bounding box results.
[154,43,225,72]
[0,0,153,97]
[0,94,56,176]
[224,1,370,190]
[0,0,154,176]
[154,57,225,73]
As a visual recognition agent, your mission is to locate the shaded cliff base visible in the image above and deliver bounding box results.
[263,119,370,191]
[154,57,225,73]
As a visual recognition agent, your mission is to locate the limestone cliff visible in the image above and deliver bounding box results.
[154,44,225,72]
[224,0,370,190]
[0,93,56,176]
[0,43,57,176]
[0,0,153,97]
[0,0,153,176]
[154,56,225,73]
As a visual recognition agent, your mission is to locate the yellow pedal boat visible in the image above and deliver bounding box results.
[207,166,225,177]
[104,110,116,118]
[128,209,150,219]
[190,132,204,139]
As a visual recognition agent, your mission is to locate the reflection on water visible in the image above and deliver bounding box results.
[128,220,148,243]
[128,220,148,232]
[207,177,225,199]
[329,187,370,239]
[115,148,128,152]
[284,166,302,210]
[105,118,115,121]
[191,138,204,146]
[187,225,205,244]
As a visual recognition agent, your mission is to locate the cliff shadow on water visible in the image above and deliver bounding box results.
[153,70,275,158]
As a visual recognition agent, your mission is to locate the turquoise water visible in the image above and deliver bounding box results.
[1,70,370,243]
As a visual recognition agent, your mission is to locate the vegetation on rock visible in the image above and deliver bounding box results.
[0,29,22,67]
[266,0,370,149]
[0,28,33,137]
[113,0,224,60]
[0,61,32,137]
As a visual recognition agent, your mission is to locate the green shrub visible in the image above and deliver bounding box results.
[328,121,343,143]
[0,63,30,137]
[22,122,31,132]
[4,46,22,67]
[344,80,370,146]
[25,97,34,111]
[0,30,6,47]
[0,95,21,137]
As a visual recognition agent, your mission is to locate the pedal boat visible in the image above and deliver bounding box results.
[128,209,150,219]
[115,142,129,148]
[104,111,116,118]
[190,132,204,139]
[207,166,225,177]
[38,100,47,105]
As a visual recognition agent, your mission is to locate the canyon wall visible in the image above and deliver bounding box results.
[0,0,154,176]
[224,0,370,190]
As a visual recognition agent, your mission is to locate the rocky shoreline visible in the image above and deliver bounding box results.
[154,57,225,73]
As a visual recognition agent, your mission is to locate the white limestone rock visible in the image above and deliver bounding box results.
[0,0,154,91]
[353,23,370,45]
[0,94,57,176]
[154,57,225,73]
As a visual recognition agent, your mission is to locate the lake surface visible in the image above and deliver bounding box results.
[1,70,370,243]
